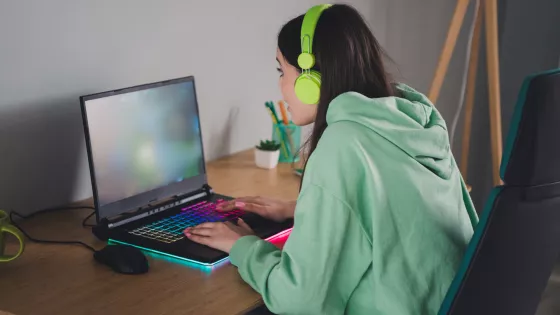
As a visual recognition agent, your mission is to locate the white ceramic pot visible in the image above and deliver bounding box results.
[254,148,280,169]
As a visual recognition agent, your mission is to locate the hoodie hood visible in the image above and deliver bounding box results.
[326,83,453,179]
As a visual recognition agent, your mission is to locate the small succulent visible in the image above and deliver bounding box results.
[256,139,281,151]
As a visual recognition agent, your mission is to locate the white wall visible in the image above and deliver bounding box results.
[0,0,375,214]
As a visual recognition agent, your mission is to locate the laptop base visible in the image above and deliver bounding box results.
[106,193,293,268]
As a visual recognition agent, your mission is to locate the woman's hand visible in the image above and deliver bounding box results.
[184,218,254,253]
[217,197,296,222]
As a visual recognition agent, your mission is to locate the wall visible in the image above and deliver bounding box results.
[3,0,556,215]
[375,0,560,209]
[0,0,375,214]
[466,0,560,208]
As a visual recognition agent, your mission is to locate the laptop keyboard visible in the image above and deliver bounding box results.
[128,200,245,243]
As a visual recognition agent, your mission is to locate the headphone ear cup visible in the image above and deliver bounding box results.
[295,70,322,105]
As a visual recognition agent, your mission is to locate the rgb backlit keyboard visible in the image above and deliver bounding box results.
[128,200,245,243]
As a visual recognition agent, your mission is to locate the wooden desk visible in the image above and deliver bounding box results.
[0,150,301,315]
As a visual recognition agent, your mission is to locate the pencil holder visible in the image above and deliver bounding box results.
[272,122,301,163]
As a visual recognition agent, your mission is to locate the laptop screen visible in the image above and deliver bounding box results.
[81,77,207,220]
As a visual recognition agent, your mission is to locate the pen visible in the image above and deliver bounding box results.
[278,101,295,156]
[278,100,289,125]
[266,101,281,125]
[265,106,289,158]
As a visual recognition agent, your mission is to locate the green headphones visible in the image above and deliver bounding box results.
[294,4,331,105]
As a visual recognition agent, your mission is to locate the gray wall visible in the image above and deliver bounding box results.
[468,0,560,208]
[0,0,375,214]
[377,0,560,209]
[2,0,557,215]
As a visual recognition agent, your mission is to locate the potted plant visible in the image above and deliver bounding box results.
[254,140,281,169]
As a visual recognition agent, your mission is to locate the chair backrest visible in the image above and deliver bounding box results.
[438,68,560,315]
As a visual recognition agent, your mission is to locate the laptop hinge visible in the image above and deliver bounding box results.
[202,183,214,195]
[106,186,212,229]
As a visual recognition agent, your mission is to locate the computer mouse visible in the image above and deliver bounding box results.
[94,244,149,275]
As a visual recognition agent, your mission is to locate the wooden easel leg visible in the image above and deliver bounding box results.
[460,2,483,178]
[484,0,504,185]
[428,0,471,104]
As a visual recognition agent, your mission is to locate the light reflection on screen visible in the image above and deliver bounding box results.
[85,81,204,207]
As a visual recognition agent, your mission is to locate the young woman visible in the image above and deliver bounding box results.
[185,4,478,314]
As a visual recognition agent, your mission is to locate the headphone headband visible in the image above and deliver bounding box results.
[298,4,331,70]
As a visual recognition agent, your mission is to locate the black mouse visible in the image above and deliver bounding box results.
[94,244,149,275]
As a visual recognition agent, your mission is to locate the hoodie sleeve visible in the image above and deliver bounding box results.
[229,183,370,315]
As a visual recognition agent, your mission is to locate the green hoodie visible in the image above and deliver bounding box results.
[230,84,478,315]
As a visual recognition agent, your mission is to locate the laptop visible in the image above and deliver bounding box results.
[80,76,293,267]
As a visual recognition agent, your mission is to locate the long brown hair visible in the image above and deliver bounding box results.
[278,4,396,188]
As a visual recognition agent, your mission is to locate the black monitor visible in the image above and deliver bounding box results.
[80,76,207,222]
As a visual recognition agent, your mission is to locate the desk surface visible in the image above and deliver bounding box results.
[0,150,301,315]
